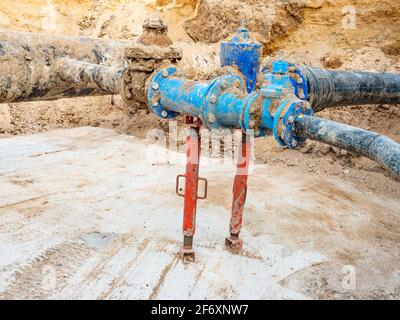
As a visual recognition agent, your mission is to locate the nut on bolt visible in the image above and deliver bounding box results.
[208,113,216,123]
[161,110,168,118]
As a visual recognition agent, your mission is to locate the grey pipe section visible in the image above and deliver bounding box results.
[0,30,182,105]
[55,58,124,95]
[300,66,400,112]
[295,115,400,178]
[0,30,166,104]
[0,30,133,103]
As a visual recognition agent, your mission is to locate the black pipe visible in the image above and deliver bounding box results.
[295,115,400,178]
[300,66,400,111]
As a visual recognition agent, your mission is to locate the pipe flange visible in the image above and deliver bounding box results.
[241,91,268,137]
[147,67,180,119]
[287,64,309,101]
[273,99,313,148]
[202,73,246,129]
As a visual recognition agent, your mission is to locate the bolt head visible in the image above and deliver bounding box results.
[210,95,217,104]
[161,110,168,118]
[291,140,298,147]
[221,80,228,89]
[207,113,216,123]
[249,105,257,114]
[288,115,295,123]
[162,70,169,78]
[152,82,159,90]
[152,101,158,107]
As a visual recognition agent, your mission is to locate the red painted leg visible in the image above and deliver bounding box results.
[226,131,251,253]
[178,117,202,263]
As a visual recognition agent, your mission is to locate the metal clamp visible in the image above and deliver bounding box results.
[176,175,208,200]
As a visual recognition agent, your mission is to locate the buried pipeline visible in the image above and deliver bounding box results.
[0,20,399,261]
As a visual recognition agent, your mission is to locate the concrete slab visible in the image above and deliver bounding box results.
[0,127,399,299]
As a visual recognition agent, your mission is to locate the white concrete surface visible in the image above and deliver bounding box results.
[0,127,399,299]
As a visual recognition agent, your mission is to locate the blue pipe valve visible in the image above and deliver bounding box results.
[262,60,309,101]
[220,27,262,93]
[147,67,248,129]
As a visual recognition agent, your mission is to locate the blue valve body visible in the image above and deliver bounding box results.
[220,28,262,93]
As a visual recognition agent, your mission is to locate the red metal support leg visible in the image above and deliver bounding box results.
[225,131,251,252]
[176,116,206,263]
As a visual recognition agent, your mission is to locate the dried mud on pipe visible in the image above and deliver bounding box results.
[0,30,132,103]
[296,115,400,178]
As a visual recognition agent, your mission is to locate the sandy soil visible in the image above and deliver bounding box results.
[0,127,398,299]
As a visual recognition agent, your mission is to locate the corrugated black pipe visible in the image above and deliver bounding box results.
[295,115,400,178]
[300,66,400,112]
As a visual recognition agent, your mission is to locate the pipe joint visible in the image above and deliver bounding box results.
[147,67,247,128]
[272,100,313,148]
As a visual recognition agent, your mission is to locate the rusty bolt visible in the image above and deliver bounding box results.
[208,113,216,123]
[249,105,257,114]
[161,110,168,118]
